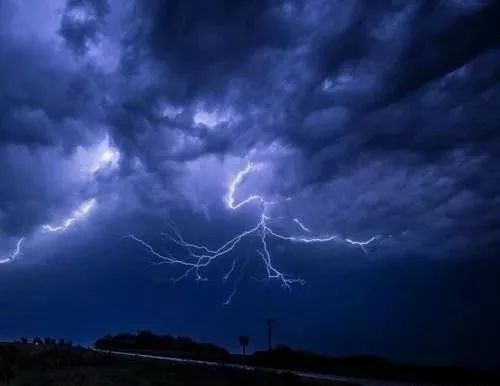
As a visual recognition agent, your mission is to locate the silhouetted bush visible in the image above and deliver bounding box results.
[33,336,43,346]
[95,330,230,361]
[249,345,500,384]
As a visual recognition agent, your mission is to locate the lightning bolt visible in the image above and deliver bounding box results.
[223,255,251,306]
[293,218,311,233]
[130,163,380,303]
[0,141,117,265]
[345,236,378,253]
[223,260,237,281]
[0,238,24,264]
[0,197,97,265]
[225,162,265,209]
[43,198,96,232]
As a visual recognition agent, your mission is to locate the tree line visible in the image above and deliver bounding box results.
[95,330,229,360]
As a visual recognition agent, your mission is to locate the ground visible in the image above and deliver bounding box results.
[0,344,353,386]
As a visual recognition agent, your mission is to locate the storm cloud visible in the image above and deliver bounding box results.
[0,0,499,369]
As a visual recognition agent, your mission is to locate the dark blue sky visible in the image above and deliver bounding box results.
[0,0,499,370]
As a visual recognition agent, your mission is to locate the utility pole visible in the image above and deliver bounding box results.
[238,336,249,364]
[265,318,274,351]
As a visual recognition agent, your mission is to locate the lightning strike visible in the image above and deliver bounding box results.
[1,139,116,265]
[225,162,264,209]
[43,198,96,232]
[223,256,250,306]
[223,260,237,281]
[293,218,311,233]
[130,163,380,303]
[0,238,24,264]
[345,236,379,253]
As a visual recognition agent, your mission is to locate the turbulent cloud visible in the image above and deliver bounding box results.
[0,0,498,255]
[59,0,110,54]
[0,0,499,366]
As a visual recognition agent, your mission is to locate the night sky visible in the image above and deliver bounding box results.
[1,0,499,370]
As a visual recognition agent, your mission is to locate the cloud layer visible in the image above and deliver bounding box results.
[0,0,499,367]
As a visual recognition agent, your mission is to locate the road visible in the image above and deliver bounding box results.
[92,348,425,386]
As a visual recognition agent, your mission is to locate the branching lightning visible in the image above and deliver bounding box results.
[130,162,381,304]
[345,236,378,253]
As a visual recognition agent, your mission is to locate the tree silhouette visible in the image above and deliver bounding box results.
[33,336,43,346]
[45,337,56,346]
[94,332,229,360]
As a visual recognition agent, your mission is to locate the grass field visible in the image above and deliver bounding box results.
[0,343,353,386]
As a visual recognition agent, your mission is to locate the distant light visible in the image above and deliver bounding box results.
[90,141,120,173]
[67,6,93,23]
[162,105,183,119]
[193,108,233,128]
[101,149,116,163]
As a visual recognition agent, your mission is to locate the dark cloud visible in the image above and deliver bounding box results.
[381,0,500,105]
[0,40,106,149]
[0,0,499,369]
[59,0,110,54]
[95,0,500,256]
[1,0,498,258]
[128,0,295,96]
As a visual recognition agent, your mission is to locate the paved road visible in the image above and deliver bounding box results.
[92,348,424,386]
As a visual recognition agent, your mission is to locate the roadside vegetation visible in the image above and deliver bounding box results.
[96,331,500,385]
[0,342,350,386]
